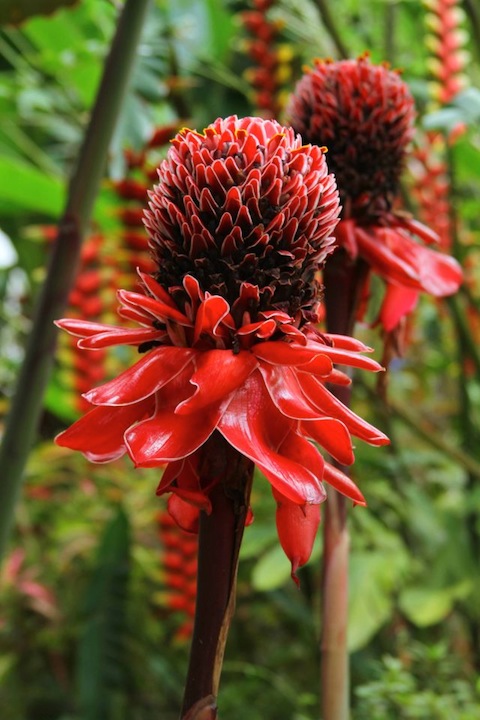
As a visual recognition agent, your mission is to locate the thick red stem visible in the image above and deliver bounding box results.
[180,435,253,719]
[320,249,369,720]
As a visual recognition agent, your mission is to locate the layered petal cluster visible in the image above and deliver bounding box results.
[56,115,388,580]
[145,115,339,324]
[286,56,462,331]
[56,272,388,580]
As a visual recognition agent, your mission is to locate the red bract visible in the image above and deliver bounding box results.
[56,115,388,579]
[286,56,463,331]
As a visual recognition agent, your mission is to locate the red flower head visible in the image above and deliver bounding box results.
[286,56,462,332]
[56,115,388,581]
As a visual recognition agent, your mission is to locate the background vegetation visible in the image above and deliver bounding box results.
[0,0,479,718]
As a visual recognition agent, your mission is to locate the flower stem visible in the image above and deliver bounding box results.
[0,0,151,563]
[320,250,369,720]
[321,486,350,720]
[181,436,254,719]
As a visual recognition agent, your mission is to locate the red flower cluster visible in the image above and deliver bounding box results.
[240,0,292,117]
[56,116,388,579]
[287,56,463,332]
[157,509,197,640]
[424,0,469,105]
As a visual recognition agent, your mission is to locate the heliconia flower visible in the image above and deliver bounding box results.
[56,115,388,580]
[410,132,453,253]
[240,0,293,117]
[423,0,469,106]
[157,509,197,640]
[286,56,463,332]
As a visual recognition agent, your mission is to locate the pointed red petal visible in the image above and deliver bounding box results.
[253,341,332,373]
[219,372,325,504]
[138,271,180,308]
[273,487,321,586]
[193,295,234,342]
[323,462,367,505]
[55,318,125,338]
[301,417,355,465]
[55,399,152,462]
[168,494,200,534]
[404,240,463,296]
[125,404,222,466]
[118,289,192,326]
[176,349,257,414]
[260,364,320,419]
[356,226,462,296]
[157,453,212,512]
[378,283,419,331]
[84,347,195,406]
[306,344,383,372]
[78,327,160,349]
[298,374,389,446]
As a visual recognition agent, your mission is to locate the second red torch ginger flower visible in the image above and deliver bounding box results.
[286,56,463,333]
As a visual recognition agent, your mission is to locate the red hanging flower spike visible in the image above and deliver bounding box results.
[286,56,463,333]
[157,509,197,639]
[56,115,388,581]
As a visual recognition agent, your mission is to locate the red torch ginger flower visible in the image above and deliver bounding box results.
[286,56,462,333]
[56,116,388,581]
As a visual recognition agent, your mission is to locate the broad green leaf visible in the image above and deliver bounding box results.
[422,107,464,134]
[204,0,235,61]
[21,9,83,51]
[399,581,473,627]
[240,523,278,560]
[44,379,80,424]
[0,0,79,26]
[349,549,408,652]
[251,543,291,591]
[0,156,63,215]
[76,508,131,720]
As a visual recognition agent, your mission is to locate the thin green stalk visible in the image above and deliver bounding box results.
[359,382,480,482]
[463,0,480,61]
[384,0,396,64]
[0,0,151,562]
[312,0,349,59]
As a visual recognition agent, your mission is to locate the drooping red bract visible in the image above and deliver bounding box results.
[56,115,388,581]
[286,56,462,332]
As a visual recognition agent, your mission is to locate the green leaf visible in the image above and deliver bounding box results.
[76,508,131,720]
[349,549,408,652]
[399,581,473,627]
[422,107,464,134]
[251,543,291,591]
[0,0,79,26]
[240,522,278,560]
[0,156,64,215]
[203,0,235,61]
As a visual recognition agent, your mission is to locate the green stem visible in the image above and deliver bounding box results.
[359,381,480,482]
[312,0,349,59]
[384,0,396,64]
[181,436,253,719]
[463,0,480,62]
[0,0,151,563]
